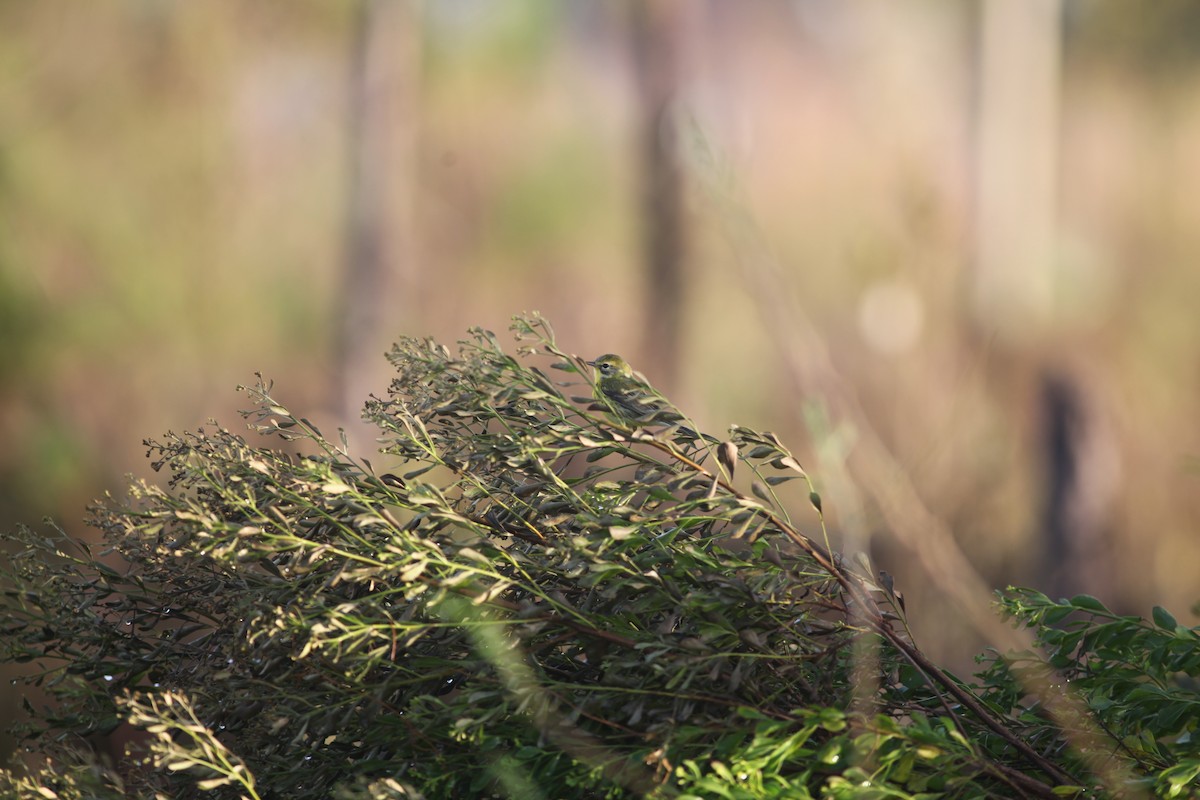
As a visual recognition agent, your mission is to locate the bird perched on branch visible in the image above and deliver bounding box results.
[587,354,680,424]
[587,354,719,445]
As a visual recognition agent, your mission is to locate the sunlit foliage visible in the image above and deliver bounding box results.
[2,315,1197,798]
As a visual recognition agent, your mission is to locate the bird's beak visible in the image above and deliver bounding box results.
[585,359,597,367]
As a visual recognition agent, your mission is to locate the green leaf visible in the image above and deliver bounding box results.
[403,464,437,480]
[815,739,843,764]
[1152,605,1178,631]
[770,455,805,474]
[1041,604,1074,625]
[1069,594,1109,613]
[817,708,846,732]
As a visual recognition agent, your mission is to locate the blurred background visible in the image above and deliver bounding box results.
[3,0,1200,752]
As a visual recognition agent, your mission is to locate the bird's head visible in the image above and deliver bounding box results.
[586,354,633,380]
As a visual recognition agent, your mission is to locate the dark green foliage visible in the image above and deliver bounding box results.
[1,314,1198,799]
[980,590,1200,798]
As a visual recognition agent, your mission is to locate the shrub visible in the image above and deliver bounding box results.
[2,314,1198,798]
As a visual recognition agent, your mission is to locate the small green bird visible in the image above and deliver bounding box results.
[586,353,684,427]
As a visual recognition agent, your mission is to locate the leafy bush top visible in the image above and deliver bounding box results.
[2,314,1198,799]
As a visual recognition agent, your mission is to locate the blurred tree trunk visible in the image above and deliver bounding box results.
[630,0,686,388]
[336,0,419,440]
[968,2,1120,600]
[968,0,1061,343]
[1037,369,1120,602]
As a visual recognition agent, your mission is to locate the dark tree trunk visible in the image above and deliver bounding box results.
[336,0,419,439]
[1038,369,1120,601]
[630,0,686,388]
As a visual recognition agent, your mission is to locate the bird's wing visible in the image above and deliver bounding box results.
[607,379,681,421]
